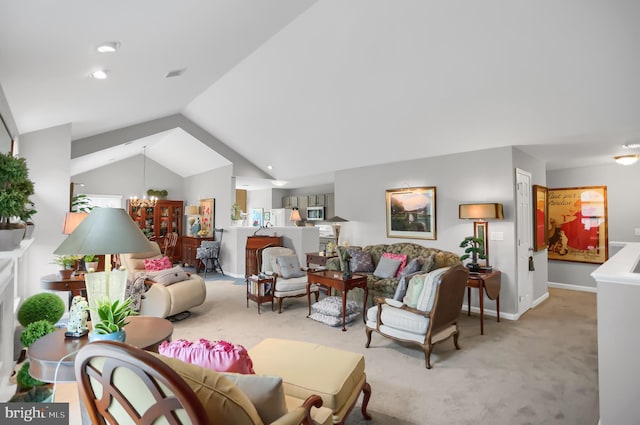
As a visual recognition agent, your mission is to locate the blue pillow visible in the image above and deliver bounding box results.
[400,258,421,277]
[276,255,305,279]
[373,256,402,279]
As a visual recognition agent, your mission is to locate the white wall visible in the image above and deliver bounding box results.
[547,162,640,288]
[334,146,525,315]
[183,164,234,232]
[20,124,73,298]
[247,189,273,224]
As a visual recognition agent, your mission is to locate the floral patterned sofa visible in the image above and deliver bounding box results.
[326,242,461,307]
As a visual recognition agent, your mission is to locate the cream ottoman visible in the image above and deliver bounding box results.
[249,338,372,425]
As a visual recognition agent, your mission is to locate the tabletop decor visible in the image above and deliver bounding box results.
[459,236,486,272]
[385,187,436,240]
[89,297,137,343]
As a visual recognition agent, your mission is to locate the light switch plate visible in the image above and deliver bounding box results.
[490,232,504,241]
[635,228,640,236]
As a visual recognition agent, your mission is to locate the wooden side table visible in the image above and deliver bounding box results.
[40,274,86,308]
[306,252,338,268]
[467,270,501,335]
[246,275,274,314]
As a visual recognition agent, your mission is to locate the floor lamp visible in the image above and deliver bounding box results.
[54,207,154,323]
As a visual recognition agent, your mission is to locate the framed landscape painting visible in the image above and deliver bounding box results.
[385,187,436,240]
[532,185,548,251]
[547,186,608,264]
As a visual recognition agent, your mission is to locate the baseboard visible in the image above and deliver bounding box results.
[548,281,598,293]
[459,305,519,321]
[532,291,549,308]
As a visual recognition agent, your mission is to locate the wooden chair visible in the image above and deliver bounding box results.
[75,340,208,424]
[162,232,179,260]
[365,264,468,368]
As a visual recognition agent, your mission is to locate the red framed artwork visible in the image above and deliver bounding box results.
[533,185,548,251]
[547,186,608,264]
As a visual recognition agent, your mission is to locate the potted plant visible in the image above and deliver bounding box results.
[459,236,486,272]
[89,297,137,343]
[52,255,81,279]
[0,152,36,250]
[84,254,99,272]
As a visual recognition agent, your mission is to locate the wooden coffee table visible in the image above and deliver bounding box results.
[306,270,368,331]
[28,316,173,383]
[40,273,87,308]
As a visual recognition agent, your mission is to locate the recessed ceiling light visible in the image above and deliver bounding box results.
[96,42,120,53]
[267,165,273,170]
[91,70,110,80]
[272,180,287,187]
[165,68,186,78]
[622,143,640,149]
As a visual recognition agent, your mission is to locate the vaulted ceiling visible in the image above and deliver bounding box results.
[1,1,639,189]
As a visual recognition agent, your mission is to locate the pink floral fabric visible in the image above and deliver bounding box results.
[382,252,408,277]
[158,338,255,374]
[143,256,172,271]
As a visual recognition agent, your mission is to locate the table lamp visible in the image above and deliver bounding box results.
[458,203,503,267]
[325,216,349,248]
[289,207,303,227]
[54,207,154,323]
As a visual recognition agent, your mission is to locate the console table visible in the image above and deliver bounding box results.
[306,252,338,268]
[467,270,501,335]
[40,274,86,308]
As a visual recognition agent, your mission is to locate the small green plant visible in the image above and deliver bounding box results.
[71,194,93,213]
[146,189,168,198]
[16,362,45,390]
[92,298,137,335]
[52,255,81,270]
[84,254,97,262]
[0,152,36,229]
[231,203,242,220]
[459,236,486,271]
[20,320,56,348]
[17,293,65,327]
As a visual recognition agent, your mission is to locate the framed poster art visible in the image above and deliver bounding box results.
[385,187,436,240]
[532,185,548,251]
[547,186,608,264]
[251,208,264,227]
[199,198,215,237]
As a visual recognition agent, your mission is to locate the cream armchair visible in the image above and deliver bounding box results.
[257,246,320,313]
[75,341,332,425]
[120,242,207,318]
[365,264,468,368]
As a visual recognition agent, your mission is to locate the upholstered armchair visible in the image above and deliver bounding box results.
[257,246,320,313]
[120,241,207,318]
[75,341,332,425]
[365,264,468,368]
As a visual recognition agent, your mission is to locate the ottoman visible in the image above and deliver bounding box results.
[249,338,372,425]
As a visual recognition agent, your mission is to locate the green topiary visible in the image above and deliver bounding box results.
[20,320,56,348]
[9,385,53,402]
[17,293,65,327]
[16,362,44,390]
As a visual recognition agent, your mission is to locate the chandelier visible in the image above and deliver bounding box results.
[129,146,157,208]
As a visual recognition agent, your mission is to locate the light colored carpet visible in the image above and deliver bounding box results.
[172,280,599,425]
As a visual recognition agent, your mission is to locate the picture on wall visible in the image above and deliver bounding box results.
[198,198,215,237]
[251,208,264,227]
[385,186,436,240]
[532,185,548,251]
[547,186,608,264]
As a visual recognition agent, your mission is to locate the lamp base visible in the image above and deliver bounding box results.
[64,329,88,338]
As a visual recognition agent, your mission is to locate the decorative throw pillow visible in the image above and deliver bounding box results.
[159,338,255,374]
[337,246,361,271]
[276,255,305,279]
[144,256,173,272]
[415,267,450,311]
[393,276,409,301]
[308,311,361,327]
[349,250,374,273]
[403,274,426,308]
[145,265,189,285]
[421,253,437,273]
[382,253,408,277]
[400,258,422,277]
[311,296,361,316]
[373,256,402,279]
[220,373,288,424]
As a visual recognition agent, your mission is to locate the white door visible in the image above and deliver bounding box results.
[515,168,533,315]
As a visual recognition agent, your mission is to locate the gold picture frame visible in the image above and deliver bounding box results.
[547,186,608,264]
[385,187,436,240]
[533,185,548,251]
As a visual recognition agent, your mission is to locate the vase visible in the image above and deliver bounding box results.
[59,269,73,279]
[342,262,352,279]
[89,329,126,343]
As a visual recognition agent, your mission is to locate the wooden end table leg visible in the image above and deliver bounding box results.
[341,290,347,332]
[496,295,500,322]
[306,282,312,317]
[467,287,471,316]
[478,285,484,335]
[362,286,369,324]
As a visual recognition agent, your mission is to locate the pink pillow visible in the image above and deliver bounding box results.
[144,256,172,271]
[158,339,255,374]
[382,253,408,277]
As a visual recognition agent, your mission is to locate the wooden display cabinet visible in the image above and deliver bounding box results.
[128,200,183,262]
[181,236,214,273]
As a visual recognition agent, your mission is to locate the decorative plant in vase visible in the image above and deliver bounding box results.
[0,152,36,250]
[52,255,81,279]
[89,297,137,343]
[459,236,486,273]
[340,248,352,279]
[84,254,99,272]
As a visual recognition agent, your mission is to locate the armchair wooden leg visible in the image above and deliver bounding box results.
[423,344,433,369]
[277,298,283,314]
[453,329,461,350]
[361,381,372,420]
[365,328,373,348]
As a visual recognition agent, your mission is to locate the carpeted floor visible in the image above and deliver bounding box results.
[172,279,599,425]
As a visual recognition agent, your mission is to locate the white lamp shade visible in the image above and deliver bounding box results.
[290,208,302,221]
[185,205,199,215]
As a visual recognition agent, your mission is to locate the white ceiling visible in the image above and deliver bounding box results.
[1,1,640,190]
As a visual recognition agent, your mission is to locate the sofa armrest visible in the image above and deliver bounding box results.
[270,395,323,425]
